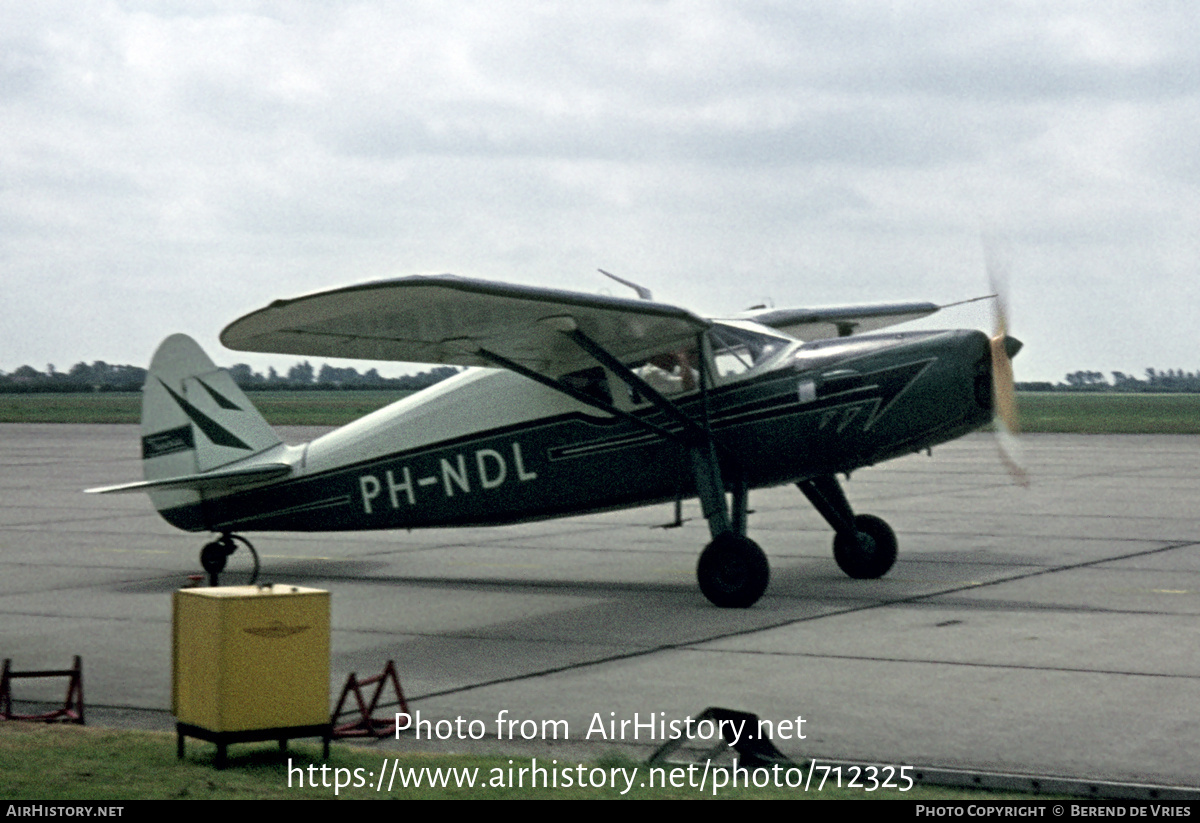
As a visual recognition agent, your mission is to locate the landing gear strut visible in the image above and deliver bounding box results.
[513,322,771,608]
[692,461,769,609]
[797,475,898,580]
[199,533,260,587]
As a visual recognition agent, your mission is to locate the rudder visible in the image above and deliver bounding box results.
[141,334,281,516]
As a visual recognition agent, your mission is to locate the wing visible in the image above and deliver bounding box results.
[735,301,940,340]
[221,275,710,377]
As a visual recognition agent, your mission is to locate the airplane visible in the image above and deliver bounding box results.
[87,273,1022,608]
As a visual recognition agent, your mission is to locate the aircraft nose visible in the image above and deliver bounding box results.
[1003,335,1022,359]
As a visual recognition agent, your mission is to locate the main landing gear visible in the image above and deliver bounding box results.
[487,320,774,608]
[199,533,260,587]
[692,472,899,608]
[697,532,770,609]
[692,460,771,609]
[797,475,898,580]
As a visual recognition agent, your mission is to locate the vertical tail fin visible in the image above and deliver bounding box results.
[141,334,281,516]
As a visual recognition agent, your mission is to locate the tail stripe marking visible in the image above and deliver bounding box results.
[194,377,242,410]
[157,379,252,451]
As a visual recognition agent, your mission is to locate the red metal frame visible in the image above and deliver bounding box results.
[331,660,410,739]
[1,656,84,724]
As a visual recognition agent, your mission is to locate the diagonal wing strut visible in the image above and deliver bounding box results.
[481,320,743,539]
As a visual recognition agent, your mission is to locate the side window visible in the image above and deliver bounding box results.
[707,325,788,382]
[561,366,612,406]
[626,347,700,404]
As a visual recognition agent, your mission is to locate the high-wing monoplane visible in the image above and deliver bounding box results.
[88,274,1021,607]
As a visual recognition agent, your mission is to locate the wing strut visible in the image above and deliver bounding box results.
[547,324,768,606]
[475,348,685,445]
[559,327,736,539]
[562,329,709,445]
[479,324,744,542]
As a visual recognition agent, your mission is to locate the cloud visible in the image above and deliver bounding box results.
[1,1,1197,382]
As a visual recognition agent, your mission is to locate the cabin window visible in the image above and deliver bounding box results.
[707,325,789,381]
[625,346,700,404]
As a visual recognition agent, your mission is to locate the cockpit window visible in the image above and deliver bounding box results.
[618,324,789,407]
[627,346,700,402]
[707,324,790,381]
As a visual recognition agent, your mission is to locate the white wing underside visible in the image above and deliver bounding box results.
[221,275,944,376]
[221,275,711,378]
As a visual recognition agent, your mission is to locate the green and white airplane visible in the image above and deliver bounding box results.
[88,274,1021,608]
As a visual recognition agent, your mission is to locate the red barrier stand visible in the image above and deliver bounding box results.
[1,656,84,724]
[331,660,410,739]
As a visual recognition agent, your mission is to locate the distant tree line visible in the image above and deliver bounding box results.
[1017,368,1200,393]
[5,361,1197,394]
[0,361,460,393]
[226,361,460,391]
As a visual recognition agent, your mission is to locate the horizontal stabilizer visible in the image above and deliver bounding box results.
[86,463,291,495]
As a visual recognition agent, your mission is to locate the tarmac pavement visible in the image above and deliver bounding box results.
[1,424,1197,787]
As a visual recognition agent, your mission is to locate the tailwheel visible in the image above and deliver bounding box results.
[697,532,769,608]
[198,534,260,587]
[832,514,897,579]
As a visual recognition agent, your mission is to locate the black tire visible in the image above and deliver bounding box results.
[697,532,770,608]
[200,540,231,575]
[199,535,259,585]
[832,514,897,579]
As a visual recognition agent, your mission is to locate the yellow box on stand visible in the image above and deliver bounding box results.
[172,585,329,733]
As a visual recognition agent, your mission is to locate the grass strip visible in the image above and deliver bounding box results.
[4,391,1200,434]
[0,723,1038,801]
[0,391,413,427]
[1015,393,1200,434]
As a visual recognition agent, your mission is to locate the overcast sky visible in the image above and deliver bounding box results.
[3,1,1198,383]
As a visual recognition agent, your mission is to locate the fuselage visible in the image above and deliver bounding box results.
[160,325,994,533]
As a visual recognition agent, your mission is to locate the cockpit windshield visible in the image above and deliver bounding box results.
[616,322,792,407]
[707,323,792,381]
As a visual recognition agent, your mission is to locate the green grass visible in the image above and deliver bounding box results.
[0,393,143,424]
[4,391,1200,434]
[1016,392,1200,434]
[0,391,414,427]
[0,723,1040,800]
[243,391,416,426]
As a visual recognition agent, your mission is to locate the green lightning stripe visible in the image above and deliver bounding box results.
[195,377,241,410]
[157,379,252,450]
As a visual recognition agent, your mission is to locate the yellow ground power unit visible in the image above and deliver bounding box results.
[172,584,331,767]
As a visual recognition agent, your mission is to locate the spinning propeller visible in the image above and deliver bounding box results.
[984,247,1028,487]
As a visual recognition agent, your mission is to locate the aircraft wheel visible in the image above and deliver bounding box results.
[200,539,232,576]
[832,514,897,579]
[198,534,259,586]
[697,532,769,609]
